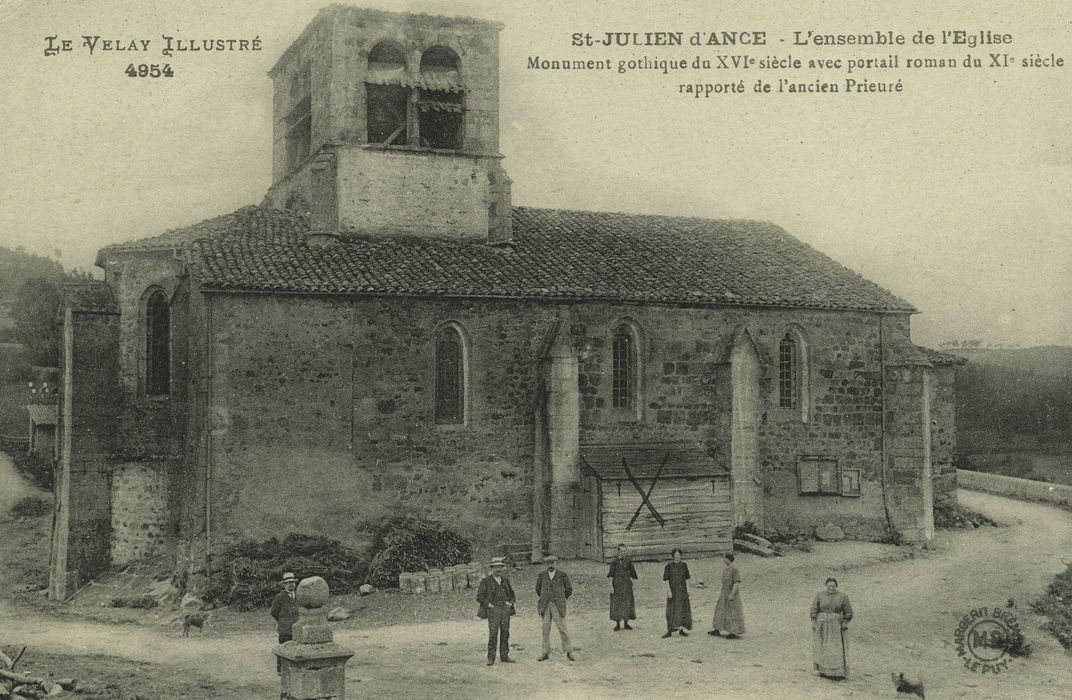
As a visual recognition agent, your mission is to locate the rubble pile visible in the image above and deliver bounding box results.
[0,649,77,699]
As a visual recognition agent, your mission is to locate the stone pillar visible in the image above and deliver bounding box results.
[545,325,580,559]
[883,363,931,542]
[275,577,354,700]
[50,284,120,601]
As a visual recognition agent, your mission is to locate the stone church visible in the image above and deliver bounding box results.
[49,5,961,599]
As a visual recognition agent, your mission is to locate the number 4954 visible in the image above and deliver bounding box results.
[126,64,174,78]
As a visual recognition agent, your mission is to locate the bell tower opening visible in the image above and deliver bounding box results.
[264,6,512,242]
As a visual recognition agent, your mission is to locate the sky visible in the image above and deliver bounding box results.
[0,0,1069,348]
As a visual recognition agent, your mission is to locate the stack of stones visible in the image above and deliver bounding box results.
[398,562,485,594]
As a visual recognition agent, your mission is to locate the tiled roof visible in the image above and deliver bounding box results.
[100,205,917,313]
[25,404,58,425]
[98,210,245,256]
[60,282,118,314]
[580,443,727,480]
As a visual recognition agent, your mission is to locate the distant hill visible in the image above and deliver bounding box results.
[952,346,1072,455]
[951,346,1072,377]
[0,246,65,302]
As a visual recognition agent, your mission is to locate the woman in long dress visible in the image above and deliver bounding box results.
[608,544,638,631]
[709,553,745,638]
[810,577,853,679]
[662,548,692,638]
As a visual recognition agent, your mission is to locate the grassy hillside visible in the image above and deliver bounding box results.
[953,345,1072,484]
[0,342,31,435]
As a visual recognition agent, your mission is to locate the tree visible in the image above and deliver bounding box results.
[12,277,63,366]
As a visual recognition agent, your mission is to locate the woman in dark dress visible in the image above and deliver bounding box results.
[608,544,638,631]
[662,548,692,638]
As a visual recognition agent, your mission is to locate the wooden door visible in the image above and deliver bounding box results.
[578,474,603,560]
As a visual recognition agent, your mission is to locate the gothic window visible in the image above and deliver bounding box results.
[612,324,637,410]
[779,333,797,409]
[285,65,312,171]
[778,328,809,419]
[435,325,466,424]
[366,41,408,145]
[417,47,464,150]
[145,291,170,397]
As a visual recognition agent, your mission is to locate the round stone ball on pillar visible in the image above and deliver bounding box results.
[295,575,330,609]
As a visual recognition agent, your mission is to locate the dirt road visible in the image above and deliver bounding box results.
[3,490,1071,699]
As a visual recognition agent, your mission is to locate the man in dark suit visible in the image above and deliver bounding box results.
[535,554,574,661]
[269,572,299,672]
[476,557,516,666]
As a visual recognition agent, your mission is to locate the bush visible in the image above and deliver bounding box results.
[366,516,472,588]
[110,595,158,609]
[934,502,1001,529]
[1032,563,1072,651]
[878,524,905,546]
[0,440,54,491]
[10,495,51,517]
[205,533,369,611]
[976,626,1032,658]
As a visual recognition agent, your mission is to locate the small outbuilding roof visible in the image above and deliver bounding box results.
[25,404,58,426]
[580,443,727,480]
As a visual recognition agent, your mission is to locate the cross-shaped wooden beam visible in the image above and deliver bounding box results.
[623,454,667,529]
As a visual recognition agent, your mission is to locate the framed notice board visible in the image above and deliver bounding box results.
[798,456,841,496]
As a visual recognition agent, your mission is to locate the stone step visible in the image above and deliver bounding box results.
[732,539,781,557]
[734,532,774,549]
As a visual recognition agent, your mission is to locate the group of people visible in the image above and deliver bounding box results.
[607,545,745,641]
[267,547,853,682]
[474,544,853,681]
[475,554,575,665]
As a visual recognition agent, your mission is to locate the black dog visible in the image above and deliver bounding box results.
[182,612,210,637]
[892,672,925,699]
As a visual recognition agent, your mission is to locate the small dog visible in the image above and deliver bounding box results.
[182,612,211,637]
[892,672,925,699]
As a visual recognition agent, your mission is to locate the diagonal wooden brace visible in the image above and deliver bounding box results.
[622,456,665,529]
[626,452,670,530]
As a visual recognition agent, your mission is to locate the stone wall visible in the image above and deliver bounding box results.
[957,469,1072,508]
[111,462,171,565]
[573,306,913,540]
[190,291,931,555]
[930,365,959,506]
[98,252,188,459]
[334,148,504,240]
[203,294,559,554]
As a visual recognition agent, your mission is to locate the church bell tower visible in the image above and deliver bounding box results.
[263,6,512,242]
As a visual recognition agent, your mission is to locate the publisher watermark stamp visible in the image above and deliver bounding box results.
[954,606,1023,673]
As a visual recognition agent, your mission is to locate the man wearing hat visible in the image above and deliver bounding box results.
[269,572,300,672]
[535,555,574,661]
[476,557,516,666]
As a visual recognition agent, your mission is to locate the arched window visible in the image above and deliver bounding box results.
[778,333,797,409]
[366,41,408,145]
[612,323,638,410]
[417,46,464,149]
[778,329,808,419]
[145,291,170,396]
[435,325,466,424]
